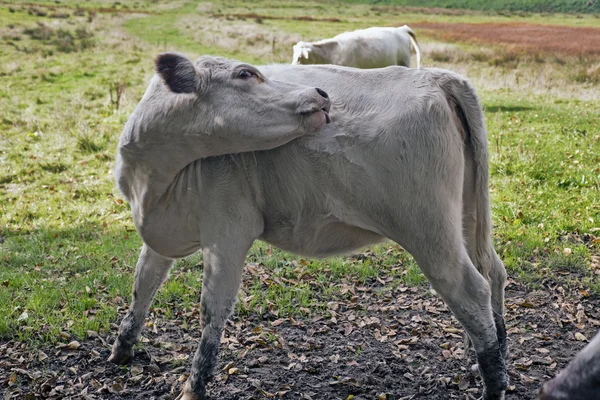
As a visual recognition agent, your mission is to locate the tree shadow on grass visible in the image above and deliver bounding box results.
[0,224,205,343]
[0,225,142,276]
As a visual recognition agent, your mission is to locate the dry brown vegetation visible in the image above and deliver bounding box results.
[5,2,156,16]
[407,22,600,98]
[413,21,600,56]
[416,41,600,99]
[209,12,342,23]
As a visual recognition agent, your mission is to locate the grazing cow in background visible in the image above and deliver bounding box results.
[109,52,507,400]
[292,25,422,69]
[537,330,600,400]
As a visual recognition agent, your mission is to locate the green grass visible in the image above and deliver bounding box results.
[481,94,600,287]
[1,0,599,344]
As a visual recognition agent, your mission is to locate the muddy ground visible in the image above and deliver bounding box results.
[2,271,599,400]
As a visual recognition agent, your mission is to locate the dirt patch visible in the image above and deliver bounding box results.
[412,21,600,56]
[2,275,599,399]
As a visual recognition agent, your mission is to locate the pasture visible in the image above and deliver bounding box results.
[1,1,599,399]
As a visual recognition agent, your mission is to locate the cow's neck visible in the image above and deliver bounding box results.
[312,40,339,63]
[116,145,203,222]
[115,148,210,257]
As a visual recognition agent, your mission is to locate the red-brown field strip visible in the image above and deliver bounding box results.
[411,21,600,56]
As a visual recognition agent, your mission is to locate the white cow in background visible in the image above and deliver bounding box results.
[292,25,422,69]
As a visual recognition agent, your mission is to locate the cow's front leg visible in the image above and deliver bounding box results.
[181,240,251,400]
[109,244,174,364]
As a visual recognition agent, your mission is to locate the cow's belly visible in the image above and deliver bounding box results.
[259,216,384,258]
[348,52,396,69]
[137,210,202,259]
[343,40,398,68]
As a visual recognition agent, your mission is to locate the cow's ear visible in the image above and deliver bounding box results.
[155,52,200,94]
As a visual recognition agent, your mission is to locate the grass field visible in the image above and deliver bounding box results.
[1,0,599,350]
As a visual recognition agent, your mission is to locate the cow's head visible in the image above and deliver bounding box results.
[292,41,312,64]
[119,53,330,166]
[292,40,339,65]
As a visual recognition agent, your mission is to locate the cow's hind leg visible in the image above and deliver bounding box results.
[463,157,509,362]
[181,240,252,400]
[109,244,174,364]
[410,235,507,400]
[461,244,508,365]
[489,250,508,359]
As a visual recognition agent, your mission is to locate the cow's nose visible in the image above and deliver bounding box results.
[315,88,329,99]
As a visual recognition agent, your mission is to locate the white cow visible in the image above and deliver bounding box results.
[110,53,507,400]
[292,25,422,69]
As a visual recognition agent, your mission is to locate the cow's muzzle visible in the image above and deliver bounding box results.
[299,87,331,124]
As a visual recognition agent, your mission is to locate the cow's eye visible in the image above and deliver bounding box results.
[237,69,255,79]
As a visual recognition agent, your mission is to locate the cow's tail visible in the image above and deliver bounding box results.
[437,72,493,279]
[404,25,422,70]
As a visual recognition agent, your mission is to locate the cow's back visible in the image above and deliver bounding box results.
[333,27,411,68]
